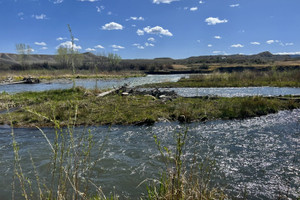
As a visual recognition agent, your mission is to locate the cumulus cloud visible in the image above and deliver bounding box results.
[137,29,144,36]
[133,43,144,49]
[148,37,155,42]
[143,26,173,36]
[32,14,47,20]
[153,0,179,4]
[127,16,144,21]
[95,45,104,49]
[250,42,260,45]
[205,17,228,25]
[266,40,275,44]
[56,41,82,50]
[102,22,123,30]
[230,4,239,7]
[56,37,67,41]
[145,42,155,47]
[208,44,212,47]
[34,42,47,46]
[85,48,96,52]
[51,0,63,4]
[190,7,198,11]
[41,47,48,50]
[111,45,125,49]
[285,42,294,46]
[199,1,204,4]
[214,36,221,39]
[231,44,244,48]
[74,38,79,41]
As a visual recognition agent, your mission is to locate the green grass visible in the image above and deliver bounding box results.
[0,87,299,127]
[141,70,300,88]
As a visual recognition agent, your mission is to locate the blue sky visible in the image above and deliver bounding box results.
[0,0,300,59]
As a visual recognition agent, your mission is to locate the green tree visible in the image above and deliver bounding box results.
[107,53,121,67]
[15,43,32,65]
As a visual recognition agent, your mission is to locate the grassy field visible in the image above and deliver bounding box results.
[141,70,300,88]
[0,87,299,127]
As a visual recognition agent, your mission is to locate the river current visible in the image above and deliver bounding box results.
[0,109,299,199]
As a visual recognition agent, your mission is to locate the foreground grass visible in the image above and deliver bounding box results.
[142,70,300,88]
[0,87,299,127]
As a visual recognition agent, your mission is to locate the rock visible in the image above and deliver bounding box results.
[122,92,129,96]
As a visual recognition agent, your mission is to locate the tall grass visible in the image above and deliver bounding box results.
[146,129,226,200]
[8,102,115,200]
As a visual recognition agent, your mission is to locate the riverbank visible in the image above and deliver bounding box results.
[0,87,299,127]
[141,70,300,88]
[0,69,145,83]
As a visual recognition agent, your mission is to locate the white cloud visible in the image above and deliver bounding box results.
[230,4,239,7]
[250,42,260,45]
[143,26,173,36]
[57,41,82,50]
[214,36,221,39]
[17,12,24,17]
[208,44,212,47]
[74,38,79,41]
[52,0,63,4]
[56,37,67,41]
[137,29,144,36]
[113,49,119,52]
[153,0,178,4]
[107,11,112,15]
[133,44,145,49]
[190,7,198,11]
[205,17,228,25]
[95,45,104,49]
[274,52,300,55]
[145,42,155,47]
[148,37,156,42]
[199,1,204,4]
[41,47,48,50]
[111,45,125,49]
[34,42,47,46]
[102,22,123,30]
[85,48,96,52]
[285,43,294,46]
[127,16,144,21]
[266,40,275,44]
[32,14,47,20]
[96,6,104,12]
[231,44,244,48]
[213,51,221,54]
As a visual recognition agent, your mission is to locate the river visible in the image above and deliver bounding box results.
[0,109,299,199]
[1,75,300,97]
[0,75,299,199]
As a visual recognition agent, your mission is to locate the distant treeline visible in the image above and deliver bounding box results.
[1,51,299,72]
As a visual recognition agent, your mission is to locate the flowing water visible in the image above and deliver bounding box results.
[0,74,187,94]
[1,110,299,199]
[1,74,300,97]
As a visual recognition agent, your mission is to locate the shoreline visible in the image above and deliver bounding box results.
[1,88,299,128]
